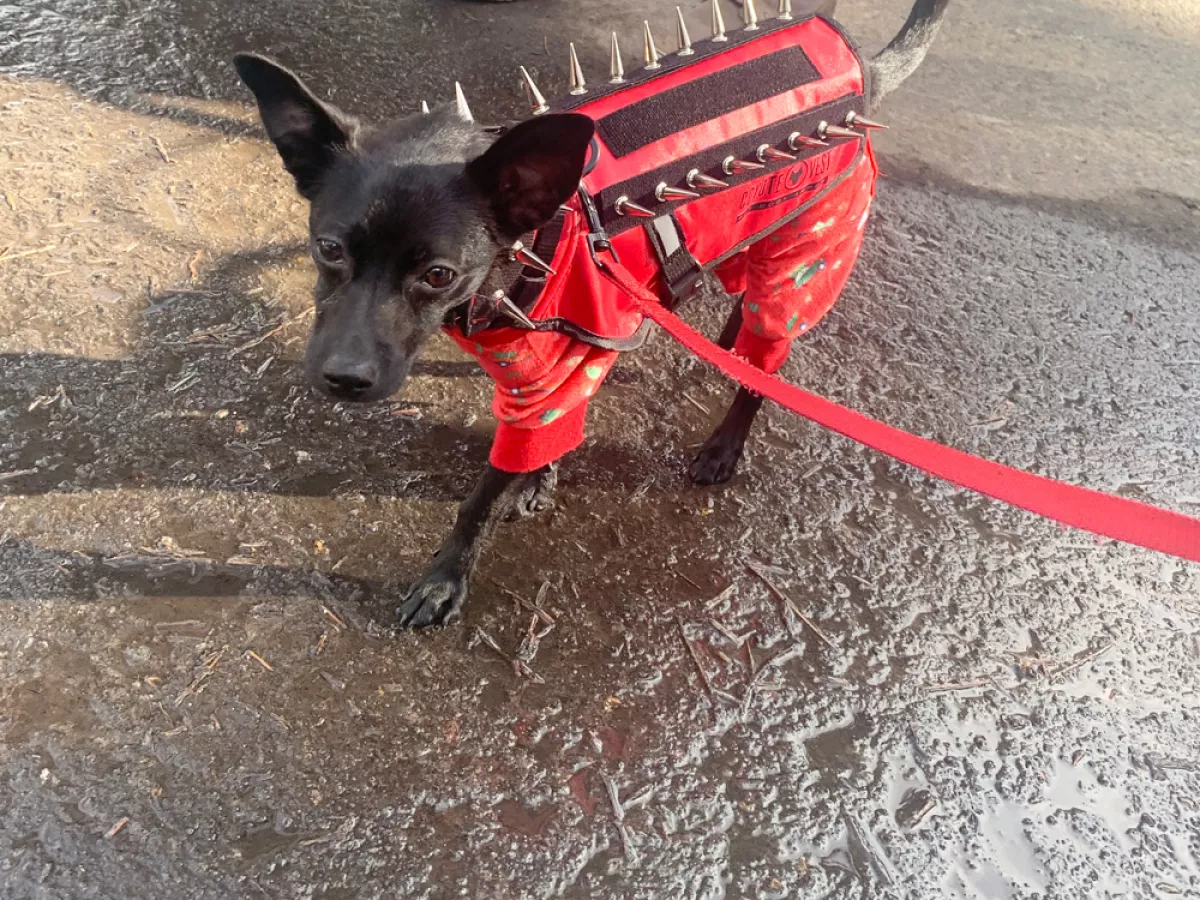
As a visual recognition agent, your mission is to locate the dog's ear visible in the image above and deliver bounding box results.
[233,53,358,199]
[466,114,595,239]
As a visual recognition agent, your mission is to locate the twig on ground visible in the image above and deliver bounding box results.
[678,619,717,707]
[741,644,803,718]
[105,818,130,839]
[322,605,346,631]
[746,560,835,648]
[926,678,992,693]
[173,649,224,707]
[681,392,710,415]
[1050,642,1113,681]
[516,613,555,666]
[0,245,56,264]
[601,773,639,865]
[705,584,736,610]
[630,475,655,501]
[489,579,555,625]
[151,136,174,163]
[472,626,544,683]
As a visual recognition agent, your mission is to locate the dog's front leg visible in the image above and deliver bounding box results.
[397,464,554,628]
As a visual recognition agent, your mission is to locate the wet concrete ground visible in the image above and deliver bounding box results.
[2,0,1199,897]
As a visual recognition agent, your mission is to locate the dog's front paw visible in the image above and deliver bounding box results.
[396,566,470,629]
[508,464,558,520]
[688,433,745,485]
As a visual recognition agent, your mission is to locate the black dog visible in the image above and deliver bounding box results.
[234,0,948,628]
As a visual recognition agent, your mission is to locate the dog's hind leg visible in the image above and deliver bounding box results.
[689,386,766,486]
[689,295,766,485]
[397,463,552,628]
[716,295,745,351]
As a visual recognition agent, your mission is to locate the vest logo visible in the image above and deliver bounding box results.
[735,151,837,222]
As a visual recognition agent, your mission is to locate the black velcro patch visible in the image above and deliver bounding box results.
[595,46,820,159]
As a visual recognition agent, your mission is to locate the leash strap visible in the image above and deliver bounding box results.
[596,254,1200,563]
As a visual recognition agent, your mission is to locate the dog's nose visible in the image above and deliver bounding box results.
[322,359,379,396]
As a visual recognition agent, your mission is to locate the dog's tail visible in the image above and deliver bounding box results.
[867,0,950,112]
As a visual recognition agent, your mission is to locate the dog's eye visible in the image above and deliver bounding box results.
[314,239,345,265]
[423,266,456,289]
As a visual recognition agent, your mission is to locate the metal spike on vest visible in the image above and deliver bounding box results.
[656,183,700,202]
[711,0,728,42]
[819,121,860,140]
[615,196,655,218]
[420,100,430,114]
[742,0,759,30]
[520,66,549,115]
[777,0,793,20]
[454,83,473,122]
[788,131,827,150]
[686,169,728,190]
[610,32,625,83]
[568,43,587,95]
[643,21,662,70]
[495,291,537,329]
[757,144,795,163]
[846,110,888,130]
[723,155,765,175]
[510,240,556,276]
[675,7,695,56]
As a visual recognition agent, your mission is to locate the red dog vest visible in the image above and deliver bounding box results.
[445,14,876,472]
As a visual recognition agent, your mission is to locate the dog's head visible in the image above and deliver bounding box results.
[234,54,594,402]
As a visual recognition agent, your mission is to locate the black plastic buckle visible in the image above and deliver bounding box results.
[664,264,703,311]
[644,213,703,311]
[446,292,500,337]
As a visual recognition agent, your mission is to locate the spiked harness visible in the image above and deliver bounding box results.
[445,13,874,347]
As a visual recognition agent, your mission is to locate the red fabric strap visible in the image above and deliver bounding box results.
[596,255,1200,563]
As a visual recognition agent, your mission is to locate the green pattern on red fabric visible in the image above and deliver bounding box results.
[715,151,877,374]
[447,326,618,472]
[790,258,826,288]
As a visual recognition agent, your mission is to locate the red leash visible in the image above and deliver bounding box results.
[597,254,1200,563]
